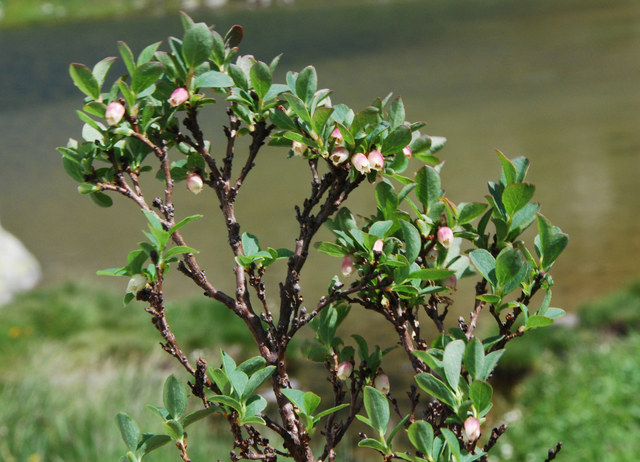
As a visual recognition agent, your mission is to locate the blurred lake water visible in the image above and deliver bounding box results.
[0,0,639,317]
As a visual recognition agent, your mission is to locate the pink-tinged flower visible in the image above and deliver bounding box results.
[367,150,384,171]
[437,226,454,249]
[186,173,204,195]
[105,101,125,126]
[168,87,189,107]
[402,145,412,158]
[292,141,306,157]
[463,417,481,442]
[331,127,344,145]
[374,372,390,394]
[126,274,147,294]
[373,239,384,254]
[341,255,355,277]
[337,361,353,381]
[352,153,370,174]
[443,275,457,290]
[330,147,349,166]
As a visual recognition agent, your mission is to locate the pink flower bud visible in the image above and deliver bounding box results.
[402,145,412,158]
[463,417,481,442]
[341,255,355,277]
[186,173,204,195]
[168,87,189,107]
[367,150,384,171]
[330,147,349,166]
[126,274,147,294]
[443,275,457,290]
[373,239,384,254]
[292,141,306,157]
[337,361,353,381]
[105,101,125,126]
[374,372,390,394]
[331,127,344,145]
[351,153,370,174]
[437,226,454,249]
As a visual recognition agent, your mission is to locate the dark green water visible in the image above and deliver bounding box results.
[1,0,639,317]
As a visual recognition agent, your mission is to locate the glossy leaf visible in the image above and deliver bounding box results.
[295,65,317,104]
[375,181,398,219]
[469,380,493,414]
[117,41,136,74]
[93,56,117,87]
[242,366,275,400]
[194,70,234,88]
[469,249,497,289]
[415,166,441,212]
[250,61,272,99]
[408,420,434,455]
[381,125,411,155]
[480,349,504,381]
[131,62,163,94]
[408,268,455,281]
[69,63,100,100]
[463,338,485,381]
[502,183,535,217]
[495,247,525,294]
[182,23,213,69]
[400,220,421,263]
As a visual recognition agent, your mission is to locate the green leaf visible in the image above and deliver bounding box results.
[408,420,434,455]
[295,66,317,104]
[381,125,411,155]
[469,249,497,289]
[182,23,214,69]
[495,247,526,294]
[313,403,350,422]
[441,428,462,461]
[400,220,421,263]
[270,108,297,130]
[90,192,113,208]
[502,183,535,218]
[208,395,243,413]
[469,380,493,414]
[137,41,162,66]
[136,433,171,456]
[458,202,489,225]
[408,268,455,281]
[463,338,485,381]
[117,41,136,74]
[241,232,261,256]
[283,93,311,125]
[194,70,234,88]
[525,315,554,331]
[93,56,118,87]
[244,394,267,417]
[303,392,322,416]
[388,97,405,129]
[131,62,163,94]
[536,214,569,270]
[250,61,272,99]
[315,242,347,257]
[116,412,140,452]
[229,370,249,397]
[164,245,199,259]
[162,419,184,441]
[369,220,393,238]
[281,389,308,415]
[181,407,217,428]
[375,181,398,219]
[69,63,100,100]
[311,106,334,135]
[497,150,517,185]
[163,375,187,420]
[358,438,388,454]
[415,374,458,410]
[442,339,465,391]
[386,414,410,446]
[237,356,267,376]
[363,386,390,436]
[415,166,441,212]
[242,366,275,401]
[480,350,504,381]
[169,214,203,234]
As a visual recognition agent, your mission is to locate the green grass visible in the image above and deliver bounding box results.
[493,280,640,461]
[0,281,258,461]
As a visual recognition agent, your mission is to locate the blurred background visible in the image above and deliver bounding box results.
[0,0,639,460]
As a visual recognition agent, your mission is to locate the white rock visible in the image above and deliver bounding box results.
[0,220,41,306]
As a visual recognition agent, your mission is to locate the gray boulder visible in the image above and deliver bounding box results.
[0,220,41,306]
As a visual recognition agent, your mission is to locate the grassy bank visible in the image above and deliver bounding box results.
[2,280,640,460]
